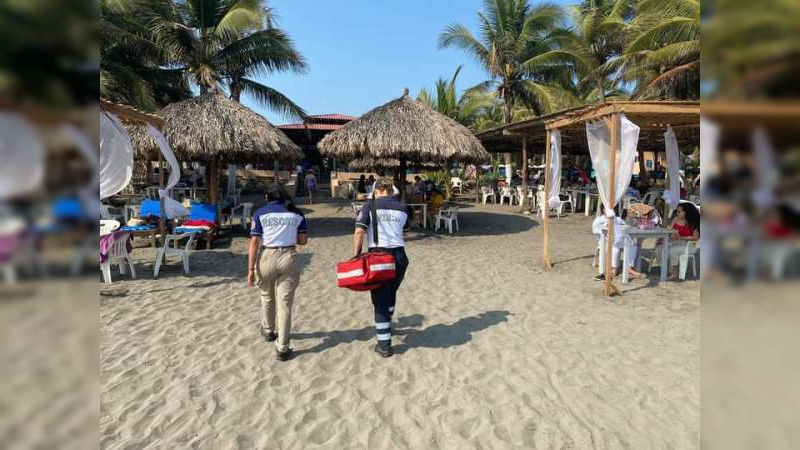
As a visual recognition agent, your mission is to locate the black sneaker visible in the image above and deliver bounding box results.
[593,273,606,282]
[260,326,277,342]
[374,343,393,358]
[276,348,292,361]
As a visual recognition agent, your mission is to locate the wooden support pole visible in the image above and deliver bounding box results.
[207,158,218,206]
[158,151,165,243]
[604,114,623,297]
[542,130,552,270]
[520,137,529,212]
[274,159,280,187]
[398,158,408,202]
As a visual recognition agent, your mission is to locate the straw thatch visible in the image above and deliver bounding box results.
[347,157,441,170]
[128,91,303,162]
[318,90,489,163]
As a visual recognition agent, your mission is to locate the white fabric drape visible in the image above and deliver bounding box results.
[147,124,189,218]
[663,125,680,209]
[586,114,640,217]
[752,127,777,209]
[0,113,44,200]
[699,116,720,195]
[63,125,101,217]
[548,129,562,209]
[99,112,134,200]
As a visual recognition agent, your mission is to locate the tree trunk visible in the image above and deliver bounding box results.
[230,81,241,102]
[519,137,529,212]
[502,90,513,125]
[396,158,408,203]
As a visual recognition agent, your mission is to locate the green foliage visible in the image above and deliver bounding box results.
[101,0,307,117]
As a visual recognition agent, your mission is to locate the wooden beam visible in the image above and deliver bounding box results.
[545,102,699,130]
[604,114,622,297]
[542,129,552,270]
[100,99,164,127]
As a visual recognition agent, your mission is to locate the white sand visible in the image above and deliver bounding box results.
[100,198,699,449]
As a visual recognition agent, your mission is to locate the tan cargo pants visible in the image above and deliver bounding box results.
[256,247,300,352]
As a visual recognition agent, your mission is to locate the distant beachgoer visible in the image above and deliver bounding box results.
[305,170,318,204]
[357,175,367,194]
[353,177,413,358]
[247,185,308,361]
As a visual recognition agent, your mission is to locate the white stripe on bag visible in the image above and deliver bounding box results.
[375,322,391,330]
[369,263,396,271]
[377,333,391,340]
[337,269,364,279]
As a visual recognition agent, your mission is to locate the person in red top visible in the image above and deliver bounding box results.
[654,203,700,279]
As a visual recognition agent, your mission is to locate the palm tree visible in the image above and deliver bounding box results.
[101,0,191,110]
[439,0,582,211]
[140,0,307,118]
[439,0,581,123]
[417,66,496,198]
[567,0,634,103]
[620,0,700,99]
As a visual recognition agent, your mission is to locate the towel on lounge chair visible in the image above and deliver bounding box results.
[174,219,216,234]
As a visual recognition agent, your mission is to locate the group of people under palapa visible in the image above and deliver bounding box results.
[246,177,412,361]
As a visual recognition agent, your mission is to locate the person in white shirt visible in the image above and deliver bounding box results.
[592,205,641,280]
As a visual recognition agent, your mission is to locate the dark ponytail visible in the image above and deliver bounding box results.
[267,184,304,217]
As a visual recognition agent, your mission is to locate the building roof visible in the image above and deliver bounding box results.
[306,114,357,121]
[278,123,343,131]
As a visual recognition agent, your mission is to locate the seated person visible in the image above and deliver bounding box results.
[413,176,425,197]
[653,202,700,279]
[427,189,446,224]
[592,205,642,280]
[357,175,367,194]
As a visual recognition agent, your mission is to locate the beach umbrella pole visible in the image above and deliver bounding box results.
[604,114,622,297]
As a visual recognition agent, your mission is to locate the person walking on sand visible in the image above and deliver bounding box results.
[304,169,318,205]
[352,177,412,358]
[247,185,308,361]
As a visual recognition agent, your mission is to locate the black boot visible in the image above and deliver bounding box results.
[374,343,392,358]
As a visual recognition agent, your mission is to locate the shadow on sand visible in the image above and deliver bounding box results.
[291,310,510,358]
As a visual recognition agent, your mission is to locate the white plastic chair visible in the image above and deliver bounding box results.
[679,241,699,280]
[153,232,196,278]
[480,186,496,204]
[557,192,574,216]
[435,207,459,233]
[101,232,136,284]
[499,187,515,205]
[536,191,572,220]
[451,177,463,194]
[100,204,125,221]
[228,202,254,230]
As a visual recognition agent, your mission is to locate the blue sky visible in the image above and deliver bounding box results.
[247,0,571,125]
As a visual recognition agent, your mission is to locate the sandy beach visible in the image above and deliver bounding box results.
[100,197,699,449]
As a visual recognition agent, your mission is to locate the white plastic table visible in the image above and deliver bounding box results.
[624,227,673,283]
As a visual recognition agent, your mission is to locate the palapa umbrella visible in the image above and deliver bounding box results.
[128,91,303,204]
[318,89,489,200]
[348,157,440,171]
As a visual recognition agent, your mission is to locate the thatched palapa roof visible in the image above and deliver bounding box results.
[318,90,489,163]
[128,91,302,162]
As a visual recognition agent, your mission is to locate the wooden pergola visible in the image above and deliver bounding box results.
[477,101,700,296]
[100,98,166,238]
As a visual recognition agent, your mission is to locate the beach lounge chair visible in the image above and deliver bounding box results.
[153,232,196,278]
[173,203,218,249]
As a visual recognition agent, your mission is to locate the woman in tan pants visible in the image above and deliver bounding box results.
[247,185,308,361]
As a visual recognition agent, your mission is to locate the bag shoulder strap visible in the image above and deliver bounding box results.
[369,193,379,247]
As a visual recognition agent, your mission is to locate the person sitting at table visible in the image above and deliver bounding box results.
[412,176,425,197]
[592,205,642,281]
[367,175,376,192]
[427,188,446,225]
[357,175,367,194]
[653,202,700,279]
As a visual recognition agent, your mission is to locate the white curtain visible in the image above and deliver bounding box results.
[548,129,562,209]
[0,113,44,200]
[663,125,680,209]
[63,125,101,217]
[699,116,720,195]
[752,127,777,209]
[99,112,134,200]
[586,114,640,217]
[147,124,190,218]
